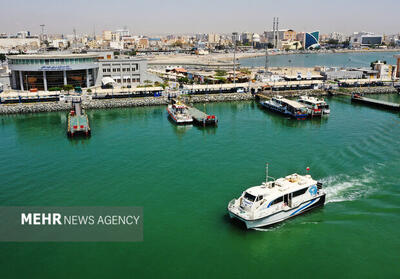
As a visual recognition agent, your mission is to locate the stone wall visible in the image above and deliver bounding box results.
[0,87,397,115]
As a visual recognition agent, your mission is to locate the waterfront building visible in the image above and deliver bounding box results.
[281,40,302,50]
[7,53,100,91]
[7,52,148,91]
[372,61,397,80]
[329,32,347,42]
[0,38,40,50]
[240,32,253,45]
[304,31,320,49]
[98,56,147,85]
[208,34,220,44]
[264,29,296,47]
[102,31,112,41]
[350,32,383,47]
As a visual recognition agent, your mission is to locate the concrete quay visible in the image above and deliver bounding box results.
[0,87,397,115]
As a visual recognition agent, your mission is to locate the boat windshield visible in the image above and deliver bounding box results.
[244,192,256,202]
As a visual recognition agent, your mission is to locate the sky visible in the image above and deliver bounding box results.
[0,0,399,36]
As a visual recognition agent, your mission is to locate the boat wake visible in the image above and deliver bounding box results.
[322,167,376,204]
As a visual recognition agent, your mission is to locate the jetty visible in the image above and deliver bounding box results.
[351,93,400,111]
[187,106,218,127]
[171,98,218,126]
[67,100,91,137]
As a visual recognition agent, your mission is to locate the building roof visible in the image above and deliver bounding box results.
[7,53,99,59]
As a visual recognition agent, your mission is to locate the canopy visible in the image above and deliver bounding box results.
[101,77,116,85]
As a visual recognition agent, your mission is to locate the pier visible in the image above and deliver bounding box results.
[351,93,400,111]
[67,100,91,137]
[187,106,218,127]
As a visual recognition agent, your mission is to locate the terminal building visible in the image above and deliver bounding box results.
[7,52,148,91]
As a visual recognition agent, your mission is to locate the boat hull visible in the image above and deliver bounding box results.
[167,108,193,125]
[229,194,326,229]
[260,101,308,120]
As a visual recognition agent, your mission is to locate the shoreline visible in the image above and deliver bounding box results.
[217,48,400,62]
[0,87,397,115]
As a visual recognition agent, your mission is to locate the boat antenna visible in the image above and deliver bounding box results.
[266,163,269,183]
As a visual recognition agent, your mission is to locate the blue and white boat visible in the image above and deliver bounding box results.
[260,96,309,120]
[228,166,325,229]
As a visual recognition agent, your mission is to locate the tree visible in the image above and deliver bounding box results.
[327,39,339,45]
[240,68,251,75]
[215,70,227,76]
[178,77,189,84]
[63,84,74,93]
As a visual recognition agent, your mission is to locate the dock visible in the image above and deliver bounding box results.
[351,93,400,111]
[67,101,91,137]
[187,106,218,127]
[171,98,218,127]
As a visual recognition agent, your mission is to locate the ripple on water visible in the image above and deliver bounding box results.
[322,167,377,204]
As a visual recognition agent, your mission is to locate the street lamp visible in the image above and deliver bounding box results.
[232,32,238,88]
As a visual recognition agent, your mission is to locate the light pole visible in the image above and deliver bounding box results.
[232,32,237,88]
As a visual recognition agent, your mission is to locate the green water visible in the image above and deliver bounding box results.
[1,95,400,278]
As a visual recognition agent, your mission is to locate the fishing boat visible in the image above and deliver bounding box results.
[167,101,193,124]
[227,165,326,229]
[259,96,309,120]
[297,96,330,116]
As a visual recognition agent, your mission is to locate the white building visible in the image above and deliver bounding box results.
[0,38,40,50]
[350,32,383,47]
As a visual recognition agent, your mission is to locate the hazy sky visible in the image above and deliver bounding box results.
[1,0,399,36]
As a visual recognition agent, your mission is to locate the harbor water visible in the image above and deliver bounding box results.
[0,94,399,278]
[240,51,400,68]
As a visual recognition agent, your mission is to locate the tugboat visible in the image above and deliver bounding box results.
[227,165,326,229]
[297,96,330,116]
[259,96,309,120]
[67,100,91,137]
[167,101,193,124]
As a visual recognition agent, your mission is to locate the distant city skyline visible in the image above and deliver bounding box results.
[1,0,399,36]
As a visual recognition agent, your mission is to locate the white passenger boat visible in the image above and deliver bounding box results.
[297,96,330,116]
[167,101,193,124]
[259,96,309,120]
[228,165,326,229]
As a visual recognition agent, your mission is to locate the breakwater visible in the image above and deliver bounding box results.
[0,87,397,115]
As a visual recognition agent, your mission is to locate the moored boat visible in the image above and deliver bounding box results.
[228,165,326,229]
[167,101,193,124]
[67,101,91,137]
[259,96,309,120]
[298,96,330,116]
